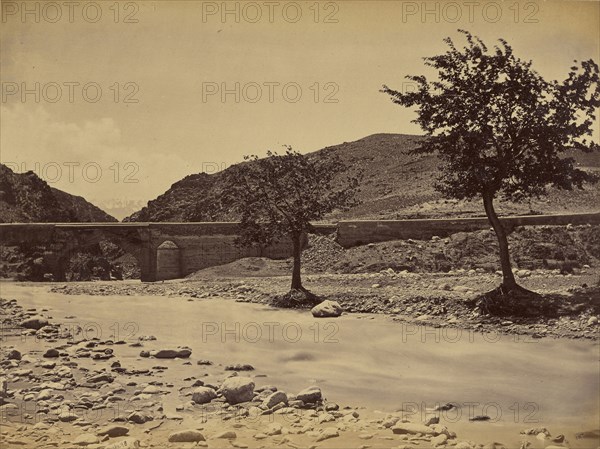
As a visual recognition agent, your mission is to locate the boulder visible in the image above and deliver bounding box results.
[192,387,217,404]
[311,300,343,318]
[220,377,255,404]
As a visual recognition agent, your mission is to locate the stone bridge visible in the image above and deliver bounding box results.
[0,212,598,282]
[0,223,295,282]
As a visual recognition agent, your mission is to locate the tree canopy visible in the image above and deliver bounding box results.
[383,30,599,202]
[382,30,599,294]
[223,147,361,299]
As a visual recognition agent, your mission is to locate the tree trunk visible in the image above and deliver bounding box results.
[290,232,303,290]
[482,192,518,291]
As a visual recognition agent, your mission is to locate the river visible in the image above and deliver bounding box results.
[1,282,598,447]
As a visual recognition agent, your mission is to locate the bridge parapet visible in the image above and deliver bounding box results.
[335,212,600,247]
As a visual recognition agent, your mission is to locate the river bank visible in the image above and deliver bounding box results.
[44,267,600,341]
[0,283,599,448]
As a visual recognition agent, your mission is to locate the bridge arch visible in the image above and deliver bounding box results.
[156,240,182,281]
[53,228,148,281]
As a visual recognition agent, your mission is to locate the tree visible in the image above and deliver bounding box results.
[223,147,361,303]
[382,30,599,294]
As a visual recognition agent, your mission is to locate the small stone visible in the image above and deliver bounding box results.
[296,386,322,404]
[432,434,448,446]
[142,385,161,394]
[392,423,436,435]
[7,350,21,360]
[150,347,192,359]
[105,438,140,449]
[58,411,78,422]
[214,431,237,439]
[316,427,339,442]
[37,389,53,401]
[43,348,60,358]
[469,415,491,421]
[168,430,205,443]
[73,433,99,446]
[424,416,439,426]
[87,373,113,384]
[192,387,217,404]
[265,423,282,436]
[263,391,288,409]
[20,316,49,330]
[225,364,254,371]
[220,377,255,405]
[318,412,335,423]
[311,301,343,318]
[127,411,151,424]
[97,425,129,438]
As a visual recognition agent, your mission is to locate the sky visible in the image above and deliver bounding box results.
[1,0,599,219]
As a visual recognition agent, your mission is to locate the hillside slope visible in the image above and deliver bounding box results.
[126,133,600,222]
[0,164,116,223]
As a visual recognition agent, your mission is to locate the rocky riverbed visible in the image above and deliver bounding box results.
[1,293,599,449]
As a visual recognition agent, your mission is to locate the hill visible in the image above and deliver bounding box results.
[0,164,117,223]
[125,133,600,222]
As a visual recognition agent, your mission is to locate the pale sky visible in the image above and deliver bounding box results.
[1,0,599,219]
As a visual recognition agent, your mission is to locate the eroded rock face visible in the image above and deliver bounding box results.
[311,300,343,318]
[220,377,255,404]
